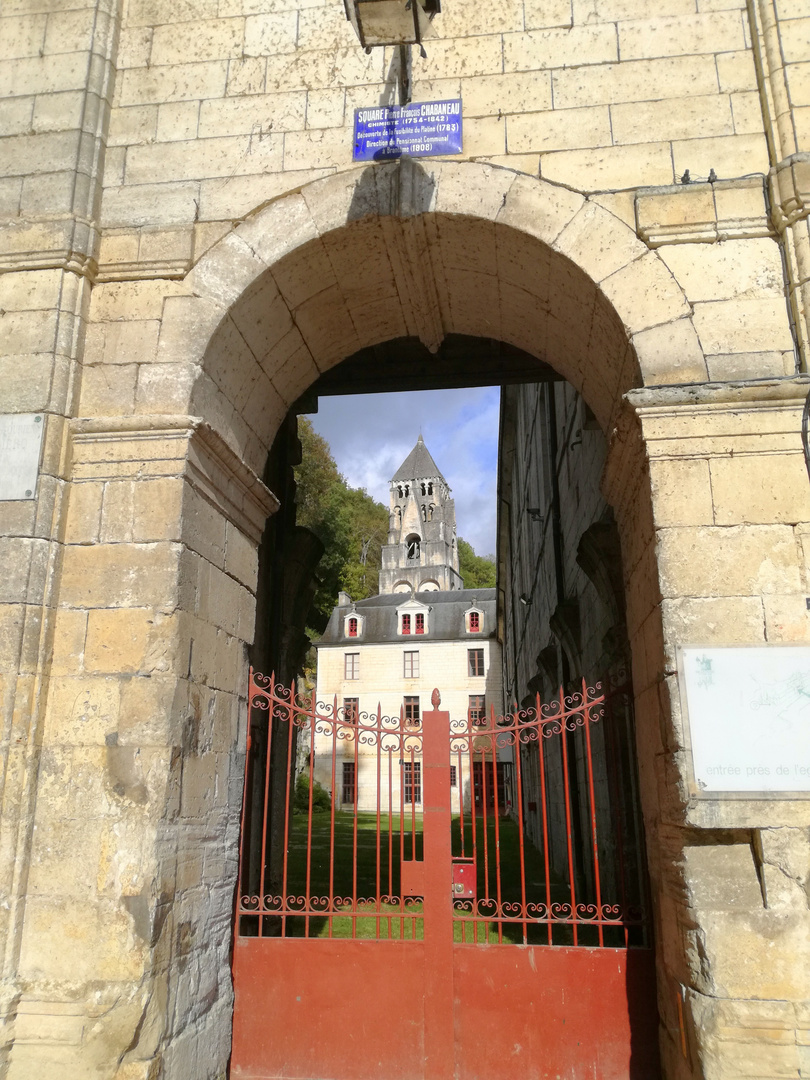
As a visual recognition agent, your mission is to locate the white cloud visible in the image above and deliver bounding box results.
[305,386,500,555]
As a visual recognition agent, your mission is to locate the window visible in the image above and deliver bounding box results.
[404,651,419,678]
[468,611,481,633]
[403,761,421,804]
[450,765,457,788]
[415,612,425,635]
[342,761,356,805]
[406,534,420,560]
[401,613,411,635]
[343,697,358,722]
[469,695,486,726]
[468,648,484,676]
[404,696,420,727]
[345,652,359,679]
[347,617,358,638]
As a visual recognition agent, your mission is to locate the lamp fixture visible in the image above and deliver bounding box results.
[344,0,441,52]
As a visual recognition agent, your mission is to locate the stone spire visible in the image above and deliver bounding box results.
[378,436,463,595]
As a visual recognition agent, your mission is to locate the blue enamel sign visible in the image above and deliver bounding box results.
[353,99,463,162]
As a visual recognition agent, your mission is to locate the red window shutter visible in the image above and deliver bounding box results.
[469,611,480,632]
[402,614,411,634]
[348,618,357,637]
[415,613,425,634]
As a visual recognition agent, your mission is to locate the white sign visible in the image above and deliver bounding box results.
[0,413,44,501]
[679,646,810,796]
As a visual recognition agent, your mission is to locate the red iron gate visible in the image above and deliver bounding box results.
[231,672,660,1079]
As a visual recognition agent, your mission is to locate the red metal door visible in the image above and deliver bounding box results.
[230,674,660,1080]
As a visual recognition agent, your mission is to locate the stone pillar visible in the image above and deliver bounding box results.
[0,0,121,1067]
[7,417,276,1080]
[605,377,810,1080]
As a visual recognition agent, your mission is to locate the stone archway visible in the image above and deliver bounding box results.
[19,160,715,1079]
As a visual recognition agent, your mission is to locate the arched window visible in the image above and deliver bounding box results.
[397,485,403,498]
[394,506,402,526]
[404,484,409,496]
[428,504,434,520]
[406,535,420,560]
[348,617,358,638]
[420,482,427,496]
[427,482,433,495]
[467,610,482,633]
[421,505,427,522]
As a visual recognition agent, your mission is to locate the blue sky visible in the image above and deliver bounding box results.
[304,386,501,557]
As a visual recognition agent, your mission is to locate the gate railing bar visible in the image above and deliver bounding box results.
[512,702,529,945]
[582,678,604,947]
[558,684,579,946]
[387,749,393,938]
[328,699,337,939]
[305,712,315,938]
[375,702,382,939]
[490,706,503,944]
[281,689,295,938]
[259,670,274,939]
[537,710,552,945]
[352,709,359,940]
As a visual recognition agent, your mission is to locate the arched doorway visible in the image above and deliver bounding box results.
[70,159,702,1078]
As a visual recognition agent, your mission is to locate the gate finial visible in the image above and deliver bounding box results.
[431,688,441,707]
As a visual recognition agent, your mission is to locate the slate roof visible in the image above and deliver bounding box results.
[391,434,446,483]
[317,588,497,646]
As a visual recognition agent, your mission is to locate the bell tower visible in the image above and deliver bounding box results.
[379,435,463,595]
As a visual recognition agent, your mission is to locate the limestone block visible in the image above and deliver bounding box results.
[656,525,802,598]
[125,132,283,184]
[709,452,810,525]
[409,35,504,80]
[553,200,649,284]
[90,279,194,323]
[118,26,153,69]
[150,17,244,66]
[118,674,186,746]
[781,17,810,65]
[198,167,333,220]
[226,55,266,96]
[439,0,524,37]
[224,522,258,590]
[523,0,573,28]
[107,104,158,147]
[181,485,227,569]
[715,48,758,95]
[763,595,810,642]
[731,90,765,135]
[31,88,86,133]
[0,13,47,60]
[19,897,147,983]
[44,674,121,746]
[244,11,298,56]
[0,95,32,135]
[660,596,766,654]
[283,127,352,171]
[84,609,181,676]
[612,94,734,145]
[508,105,611,154]
[302,89,343,131]
[504,24,617,72]
[0,53,89,98]
[64,482,104,545]
[671,133,769,182]
[43,8,99,54]
[127,0,219,27]
[59,542,182,610]
[297,4,357,50]
[461,71,552,118]
[135,362,197,415]
[595,0,695,16]
[153,101,199,143]
[619,11,745,61]
[692,297,794,355]
[497,173,584,248]
[79,363,138,416]
[462,116,506,156]
[541,141,674,190]
[0,538,49,605]
[659,238,783,303]
[552,55,720,109]
[100,181,200,228]
[601,251,689,335]
[649,458,714,527]
[265,46,383,94]
[118,62,229,107]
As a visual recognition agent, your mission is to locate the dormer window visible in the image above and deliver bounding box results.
[399,603,428,636]
[344,613,363,638]
[466,609,482,633]
[348,617,358,637]
[402,614,411,635]
[415,613,425,635]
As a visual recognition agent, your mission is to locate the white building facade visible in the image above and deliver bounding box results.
[313,437,504,813]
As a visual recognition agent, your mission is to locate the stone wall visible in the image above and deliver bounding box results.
[1,0,810,1077]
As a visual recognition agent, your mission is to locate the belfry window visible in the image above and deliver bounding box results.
[406,535,421,560]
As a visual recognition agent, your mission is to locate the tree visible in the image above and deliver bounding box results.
[457,537,496,589]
